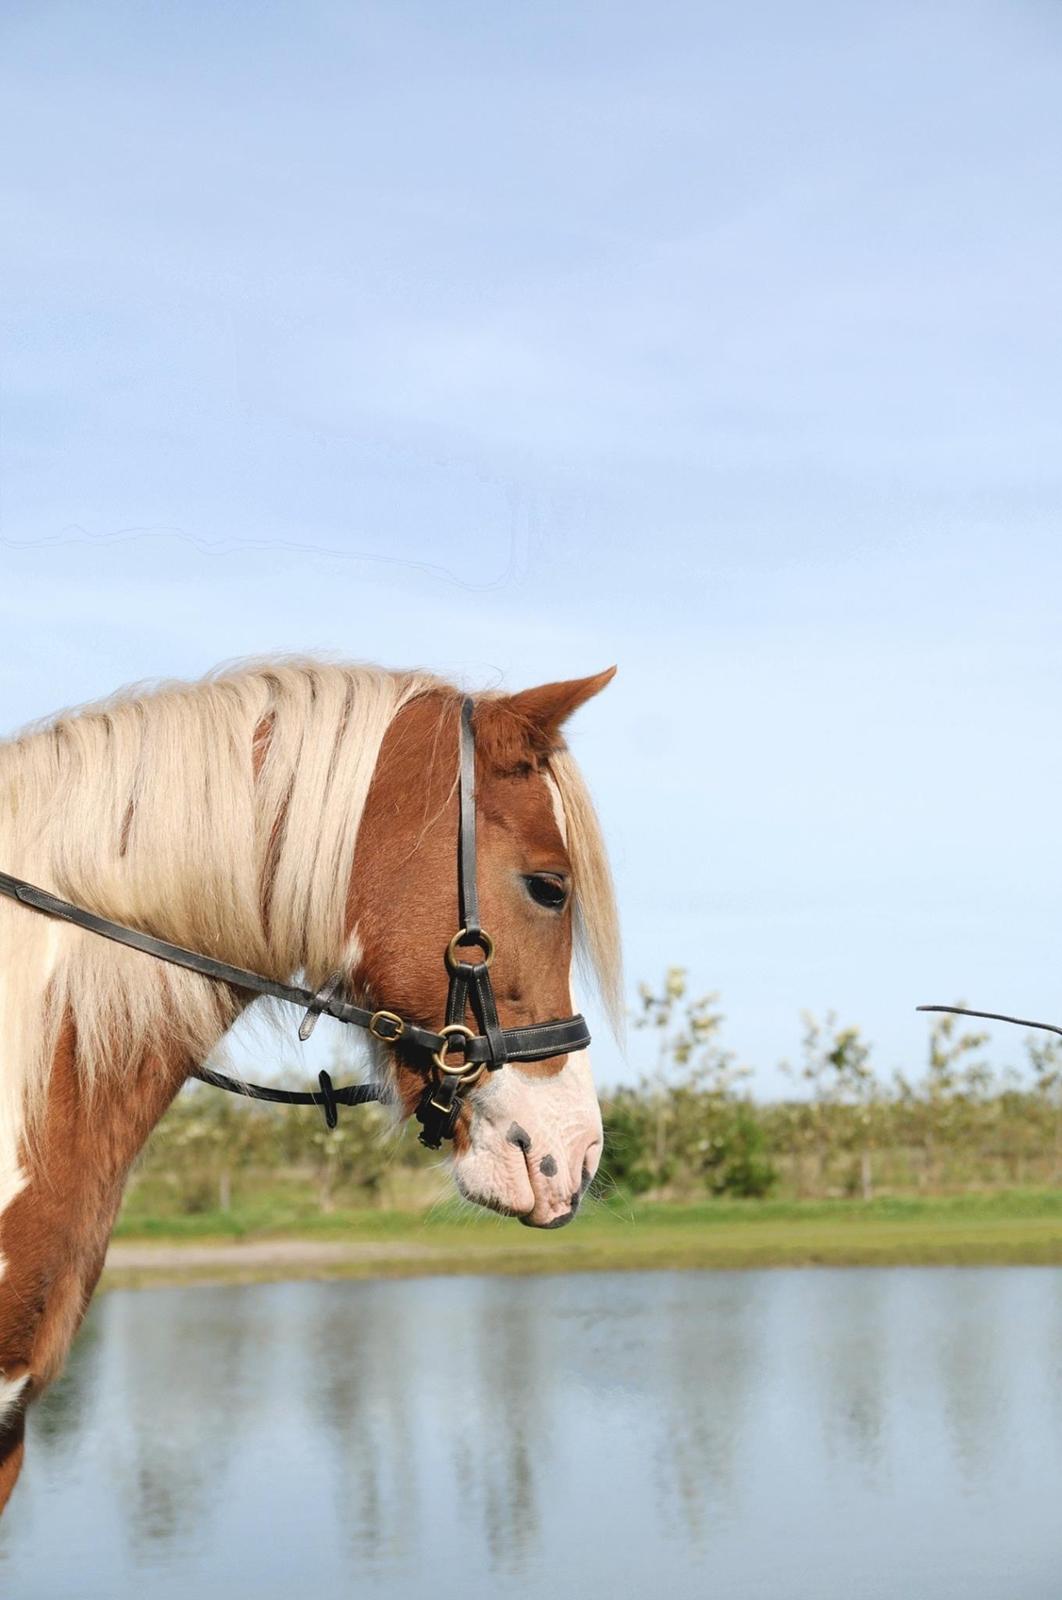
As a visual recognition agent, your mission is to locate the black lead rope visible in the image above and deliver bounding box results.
[0,696,591,1145]
[917,1004,1062,1040]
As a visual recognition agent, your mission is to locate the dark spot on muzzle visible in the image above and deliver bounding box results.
[520,1209,575,1230]
[506,1123,531,1153]
[570,1163,594,1215]
[539,1153,558,1177]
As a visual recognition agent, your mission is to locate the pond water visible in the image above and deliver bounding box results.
[3,1267,1062,1599]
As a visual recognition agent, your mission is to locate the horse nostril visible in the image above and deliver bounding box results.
[539,1154,558,1177]
[506,1123,531,1153]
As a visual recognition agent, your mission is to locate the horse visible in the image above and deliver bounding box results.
[0,658,620,1512]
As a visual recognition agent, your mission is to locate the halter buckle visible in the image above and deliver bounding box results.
[415,1079,462,1148]
[368,1009,406,1043]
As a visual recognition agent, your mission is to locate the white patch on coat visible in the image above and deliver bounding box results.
[541,763,595,1149]
[450,766,602,1223]
[0,1372,29,1428]
[542,765,577,1009]
[542,770,568,847]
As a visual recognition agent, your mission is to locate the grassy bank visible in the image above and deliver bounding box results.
[102,1189,1062,1289]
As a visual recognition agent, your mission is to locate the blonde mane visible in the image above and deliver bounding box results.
[548,745,623,1029]
[0,658,621,1133]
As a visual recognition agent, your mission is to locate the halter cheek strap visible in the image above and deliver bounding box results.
[415,698,510,1145]
[0,697,591,1147]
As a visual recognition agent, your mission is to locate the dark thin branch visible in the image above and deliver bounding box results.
[917,1005,1062,1040]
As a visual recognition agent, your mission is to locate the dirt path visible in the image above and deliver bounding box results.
[102,1236,455,1288]
[107,1238,433,1270]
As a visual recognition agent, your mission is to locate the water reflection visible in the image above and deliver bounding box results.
[470,1284,545,1570]
[802,1271,890,1484]
[120,1289,259,1548]
[305,1283,423,1568]
[650,1274,762,1545]
[3,1269,1062,1600]
[933,1271,1008,1486]
[28,1310,103,1459]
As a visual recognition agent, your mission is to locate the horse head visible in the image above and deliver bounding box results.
[349,672,619,1228]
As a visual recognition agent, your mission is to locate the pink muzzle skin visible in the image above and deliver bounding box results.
[450,1055,603,1229]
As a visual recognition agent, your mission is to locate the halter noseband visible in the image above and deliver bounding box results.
[0,697,590,1148]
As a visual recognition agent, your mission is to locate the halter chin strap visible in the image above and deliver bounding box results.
[0,697,590,1147]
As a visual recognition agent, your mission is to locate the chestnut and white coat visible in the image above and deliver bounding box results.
[0,659,620,1513]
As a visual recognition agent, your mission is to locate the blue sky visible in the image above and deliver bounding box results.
[3,0,1062,1091]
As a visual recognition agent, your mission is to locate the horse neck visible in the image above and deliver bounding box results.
[0,1017,190,1510]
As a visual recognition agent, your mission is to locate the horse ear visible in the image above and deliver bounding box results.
[506,667,616,751]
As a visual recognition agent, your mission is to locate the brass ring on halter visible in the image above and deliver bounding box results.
[446,927,495,971]
[368,1009,405,1043]
[431,1023,483,1084]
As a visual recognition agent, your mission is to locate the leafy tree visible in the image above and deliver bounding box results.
[617,968,775,1198]
[895,1010,990,1189]
[138,1080,276,1213]
[600,1087,656,1194]
[1027,1033,1062,1182]
[780,1013,880,1197]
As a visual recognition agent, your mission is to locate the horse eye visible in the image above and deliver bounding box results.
[525,874,569,910]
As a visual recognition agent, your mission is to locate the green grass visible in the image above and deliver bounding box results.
[103,1188,1062,1289]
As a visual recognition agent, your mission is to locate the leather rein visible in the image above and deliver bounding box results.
[0,698,591,1148]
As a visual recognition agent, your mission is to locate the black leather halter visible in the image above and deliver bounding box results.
[0,697,590,1148]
